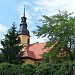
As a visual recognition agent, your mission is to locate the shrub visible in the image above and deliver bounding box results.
[35,63,60,75]
[0,63,35,75]
[35,61,74,75]
[0,61,75,75]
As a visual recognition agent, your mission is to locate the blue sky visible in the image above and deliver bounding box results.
[0,0,75,47]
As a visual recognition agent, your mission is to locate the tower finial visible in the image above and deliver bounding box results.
[24,5,25,17]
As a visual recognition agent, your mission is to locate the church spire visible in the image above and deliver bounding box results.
[24,5,25,17]
[18,6,30,36]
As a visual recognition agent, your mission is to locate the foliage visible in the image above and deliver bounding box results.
[35,61,74,75]
[0,53,5,63]
[0,61,75,75]
[0,63,35,75]
[35,63,57,75]
[0,22,23,63]
[33,10,75,62]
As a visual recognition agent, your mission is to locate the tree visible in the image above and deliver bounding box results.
[0,22,23,63]
[33,10,75,62]
[0,53,5,63]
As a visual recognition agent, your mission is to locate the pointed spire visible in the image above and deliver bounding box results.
[18,5,30,36]
[24,5,25,17]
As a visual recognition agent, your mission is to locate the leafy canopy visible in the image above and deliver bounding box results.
[33,10,75,62]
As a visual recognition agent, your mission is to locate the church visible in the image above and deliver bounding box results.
[18,7,51,65]
[17,7,68,65]
[17,7,71,65]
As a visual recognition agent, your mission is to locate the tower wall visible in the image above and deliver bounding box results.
[19,35,30,45]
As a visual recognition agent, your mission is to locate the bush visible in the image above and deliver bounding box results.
[35,61,74,75]
[0,63,35,75]
[35,63,61,75]
[0,61,75,75]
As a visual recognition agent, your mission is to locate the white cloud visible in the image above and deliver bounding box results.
[0,24,7,32]
[0,24,7,48]
[30,36,47,44]
[33,0,75,16]
[0,44,2,48]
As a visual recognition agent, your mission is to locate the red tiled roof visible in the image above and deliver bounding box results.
[21,42,52,60]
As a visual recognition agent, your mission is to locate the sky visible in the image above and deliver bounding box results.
[0,0,75,48]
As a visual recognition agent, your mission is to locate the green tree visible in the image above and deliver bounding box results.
[33,10,75,62]
[0,22,23,63]
[0,53,5,63]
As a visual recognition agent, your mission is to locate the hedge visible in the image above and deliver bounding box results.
[0,61,75,75]
[0,63,35,75]
[35,61,74,75]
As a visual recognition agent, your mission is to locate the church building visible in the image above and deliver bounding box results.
[18,7,51,65]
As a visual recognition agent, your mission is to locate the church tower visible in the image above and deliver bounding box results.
[18,7,30,45]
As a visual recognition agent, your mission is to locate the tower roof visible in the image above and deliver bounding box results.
[18,7,30,36]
